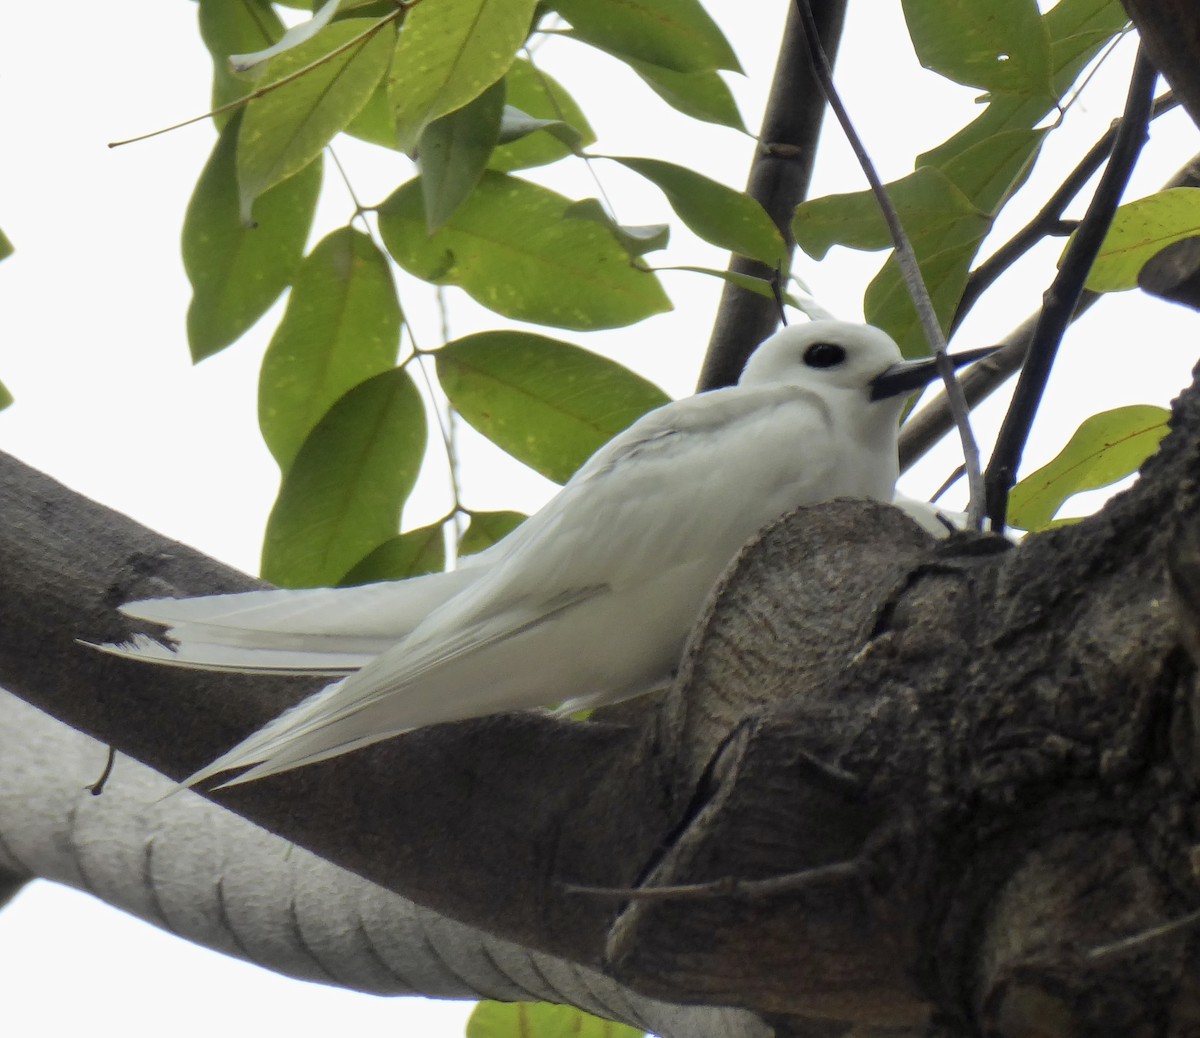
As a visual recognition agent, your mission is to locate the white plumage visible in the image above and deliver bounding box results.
[101,321,990,788]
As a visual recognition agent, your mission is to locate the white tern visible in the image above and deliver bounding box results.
[101,321,993,788]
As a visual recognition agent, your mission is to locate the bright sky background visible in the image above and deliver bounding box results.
[1,2,1198,1036]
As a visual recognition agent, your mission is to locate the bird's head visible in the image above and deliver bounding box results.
[739,320,995,406]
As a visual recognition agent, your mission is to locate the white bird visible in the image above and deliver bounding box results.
[101,321,992,788]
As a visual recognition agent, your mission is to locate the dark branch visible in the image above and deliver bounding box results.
[900,151,1200,470]
[951,92,1179,336]
[982,47,1157,530]
[697,0,847,391]
[1122,1,1200,128]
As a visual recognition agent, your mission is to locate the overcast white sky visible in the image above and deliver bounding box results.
[1,2,1198,1036]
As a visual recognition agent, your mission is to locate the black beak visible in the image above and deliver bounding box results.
[869,344,999,402]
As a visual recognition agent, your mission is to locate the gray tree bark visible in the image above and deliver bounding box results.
[2,345,1199,1033]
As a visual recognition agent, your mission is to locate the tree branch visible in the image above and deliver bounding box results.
[984,48,1157,531]
[951,92,1179,336]
[899,151,1200,471]
[697,0,848,391]
[1122,1,1200,128]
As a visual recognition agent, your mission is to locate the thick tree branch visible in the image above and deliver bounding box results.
[1123,2,1200,128]
[0,687,768,1038]
[4,324,1200,1031]
[698,0,847,391]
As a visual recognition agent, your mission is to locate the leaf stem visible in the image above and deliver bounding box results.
[107,9,405,149]
[983,47,1157,532]
[792,0,987,527]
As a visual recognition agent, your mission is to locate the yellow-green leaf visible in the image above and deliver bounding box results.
[468,1001,644,1038]
[389,0,538,153]
[378,172,671,330]
[1084,189,1200,293]
[1007,405,1170,531]
[182,111,322,361]
[238,18,393,220]
[259,227,402,472]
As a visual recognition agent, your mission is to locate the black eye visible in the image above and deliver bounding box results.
[803,342,846,369]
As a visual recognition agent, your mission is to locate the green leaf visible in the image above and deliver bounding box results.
[796,168,990,357]
[654,265,781,302]
[0,379,12,411]
[262,367,426,587]
[197,0,285,126]
[1044,0,1130,94]
[902,0,1051,95]
[550,0,739,73]
[229,0,342,73]
[0,226,12,261]
[378,172,671,330]
[1084,189,1200,292]
[564,198,669,258]
[182,111,322,361]
[864,242,981,358]
[389,0,539,153]
[936,127,1046,215]
[339,523,445,585]
[496,106,582,151]
[419,80,506,233]
[1007,405,1170,531]
[794,166,988,258]
[436,331,669,482]
[344,75,399,148]
[259,227,402,472]
[468,1001,644,1038]
[460,510,527,556]
[611,157,785,266]
[626,58,745,131]
[917,0,1128,172]
[490,58,595,171]
[238,18,393,220]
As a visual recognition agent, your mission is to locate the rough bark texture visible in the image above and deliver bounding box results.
[1123,2,1200,128]
[3,353,1200,1033]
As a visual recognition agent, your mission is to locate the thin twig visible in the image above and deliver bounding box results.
[952,92,1178,334]
[1088,908,1200,960]
[562,859,861,902]
[107,10,405,148]
[793,0,986,528]
[983,47,1158,532]
[902,146,1200,470]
